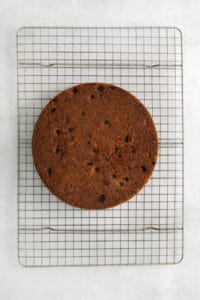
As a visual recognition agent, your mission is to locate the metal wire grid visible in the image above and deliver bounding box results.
[17,27,183,267]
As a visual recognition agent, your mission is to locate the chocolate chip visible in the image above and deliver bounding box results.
[91,95,95,99]
[152,161,156,166]
[72,87,78,94]
[115,147,118,152]
[104,119,109,125]
[93,148,99,153]
[98,194,106,202]
[112,173,116,178]
[56,129,61,135]
[97,85,104,92]
[95,167,100,172]
[51,107,56,113]
[47,167,52,175]
[103,181,109,186]
[120,182,124,187]
[81,111,86,116]
[125,177,129,181]
[124,135,131,143]
[87,141,90,144]
[118,154,122,158]
[87,162,93,166]
[141,165,147,172]
[56,146,60,154]
[110,85,115,90]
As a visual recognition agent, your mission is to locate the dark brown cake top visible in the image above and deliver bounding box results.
[32,83,158,209]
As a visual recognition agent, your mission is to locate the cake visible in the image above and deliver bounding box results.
[32,83,158,209]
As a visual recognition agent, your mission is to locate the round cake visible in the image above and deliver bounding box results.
[32,83,158,209]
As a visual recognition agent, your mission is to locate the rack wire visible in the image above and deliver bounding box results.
[17,27,183,267]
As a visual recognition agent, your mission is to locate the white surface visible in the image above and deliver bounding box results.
[0,0,199,299]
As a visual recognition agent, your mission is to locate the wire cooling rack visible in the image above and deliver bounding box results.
[17,27,183,267]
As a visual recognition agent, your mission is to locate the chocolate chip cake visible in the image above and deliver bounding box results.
[32,83,158,209]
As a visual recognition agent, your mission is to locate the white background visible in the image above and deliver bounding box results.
[0,0,199,299]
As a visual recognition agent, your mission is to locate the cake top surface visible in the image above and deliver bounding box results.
[32,83,158,209]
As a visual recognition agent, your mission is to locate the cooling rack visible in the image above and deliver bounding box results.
[17,27,183,267]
